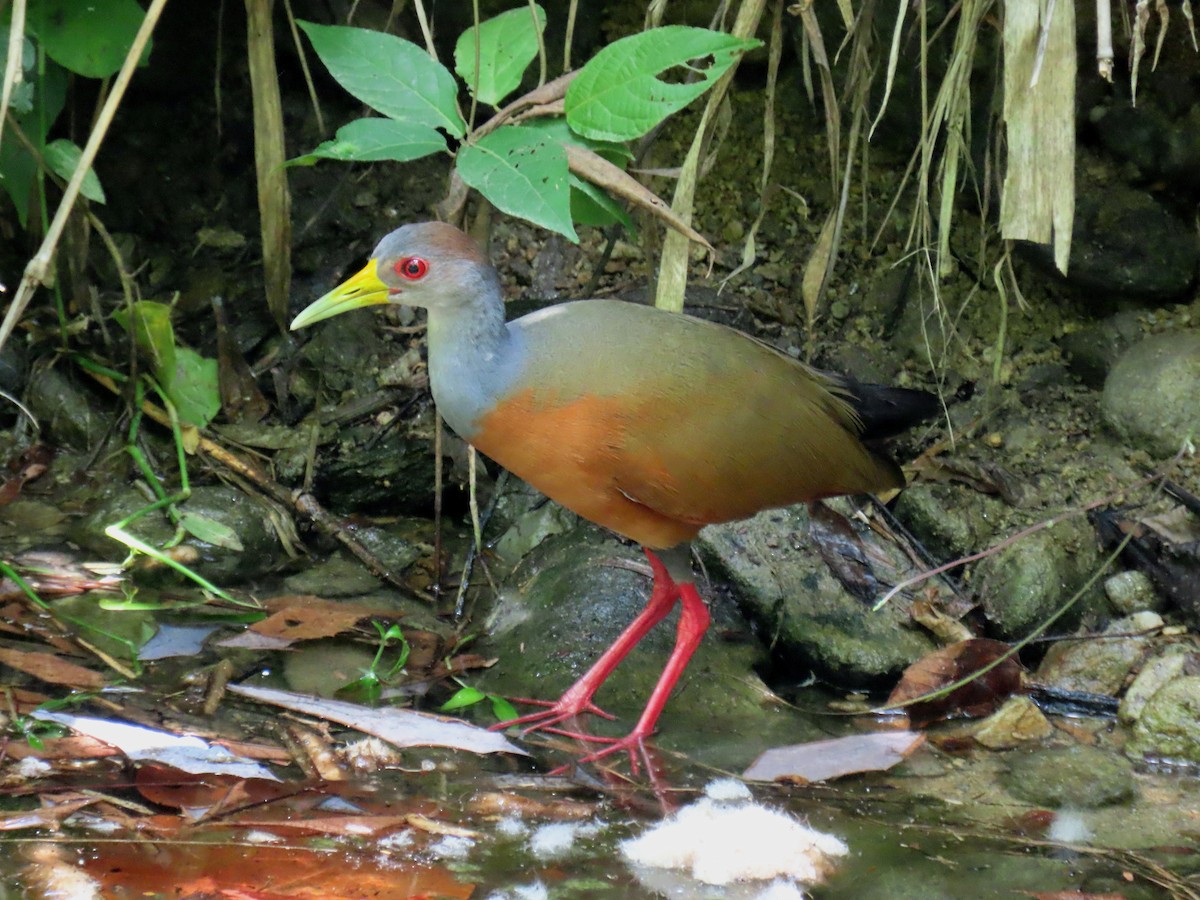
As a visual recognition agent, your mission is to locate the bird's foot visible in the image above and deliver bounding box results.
[489,695,616,736]
[546,728,655,778]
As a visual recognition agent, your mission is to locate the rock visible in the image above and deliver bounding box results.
[1059,310,1143,388]
[1104,570,1163,615]
[283,640,379,698]
[1035,612,1163,695]
[25,365,112,451]
[1021,168,1197,303]
[973,696,1054,749]
[1127,675,1200,764]
[283,552,396,598]
[1000,745,1135,808]
[893,483,1007,561]
[976,516,1104,640]
[698,502,937,685]
[1101,331,1200,458]
[1118,646,1194,725]
[73,482,282,584]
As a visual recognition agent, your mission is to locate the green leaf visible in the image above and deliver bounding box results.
[299,21,466,138]
[489,695,519,722]
[43,139,106,203]
[0,27,36,114]
[457,126,577,241]
[565,26,760,141]
[454,4,546,106]
[170,347,221,429]
[519,116,633,163]
[0,58,68,227]
[440,686,487,712]
[294,117,447,165]
[113,302,177,390]
[570,175,634,231]
[27,0,150,79]
[178,512,244,551]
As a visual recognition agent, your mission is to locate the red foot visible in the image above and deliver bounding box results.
[489,692,616,736]
[546,728,656,777]
[490,549,712,778]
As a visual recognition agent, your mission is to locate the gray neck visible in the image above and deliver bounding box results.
[424,265,519,440]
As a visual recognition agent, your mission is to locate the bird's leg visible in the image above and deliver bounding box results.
[551,579,711,777]
[492,548,682,736]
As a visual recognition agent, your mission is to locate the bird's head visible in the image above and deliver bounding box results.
[290,222,489,330]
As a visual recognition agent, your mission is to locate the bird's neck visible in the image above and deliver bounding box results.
[424,266,518,440]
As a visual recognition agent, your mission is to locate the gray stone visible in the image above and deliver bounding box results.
[1001,745,1135,808]
[1035,612,1163,695]
[1119,646,1193,725]
[25,365,111,451]
[1102,331,1200,458]
[73,482,282,583]
[697,501,937,684]
[1127,675,1200,764]
[977,516,1104,640]
[1060,310,1143,388]
[1104,569,1164,615]
[893,483,1007,561]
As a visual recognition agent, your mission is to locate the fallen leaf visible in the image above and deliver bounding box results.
[135,764,291,812]
[30,711,280,781]
[222,594,388,647]
[743,731,925,783]
[888,638,1023,727]
[0,647,105,689]
[227,684,527,757]
[0,798,99,832]
[79,842,473,899]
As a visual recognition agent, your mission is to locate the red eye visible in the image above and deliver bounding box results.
[395,256,429,280]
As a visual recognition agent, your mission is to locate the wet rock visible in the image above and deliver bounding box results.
[1118,645,1195,725]
[1000,745,1134,808]
[698,502,937,685]
[283,552,393,598]
[477,522,810,769]
[893,483,1006,561]
[976,516,1103,640]
[1035,612,1163,695]
[73,482,282,584]
[1126,675,1200,765]
[491,496,577,567]
[1104,570,1163,616]
[25,364,112,451]
[283,640,379,698]
[972,696,1053,749]
[1101,331,1200,457]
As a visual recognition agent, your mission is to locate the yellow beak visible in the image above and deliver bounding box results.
[290,259,391,330]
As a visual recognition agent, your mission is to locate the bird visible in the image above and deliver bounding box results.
[291,221,937,771]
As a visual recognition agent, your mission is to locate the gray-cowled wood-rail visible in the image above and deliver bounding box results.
[291,222,937,770]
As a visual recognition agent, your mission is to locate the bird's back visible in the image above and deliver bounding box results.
[465,299,909,548]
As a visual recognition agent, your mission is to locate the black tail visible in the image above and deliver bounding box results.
[833,378,941,441]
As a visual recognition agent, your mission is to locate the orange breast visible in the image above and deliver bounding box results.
[470,387,702,549]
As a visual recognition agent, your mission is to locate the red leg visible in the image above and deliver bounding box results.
[491,549,682,736]
[551,580,711,776]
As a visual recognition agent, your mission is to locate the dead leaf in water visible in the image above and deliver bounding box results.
[888,638,1022,727]
[743,731,925,783]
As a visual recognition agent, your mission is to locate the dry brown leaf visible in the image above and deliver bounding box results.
[0,647,105,689]
[888,638,1023,727]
